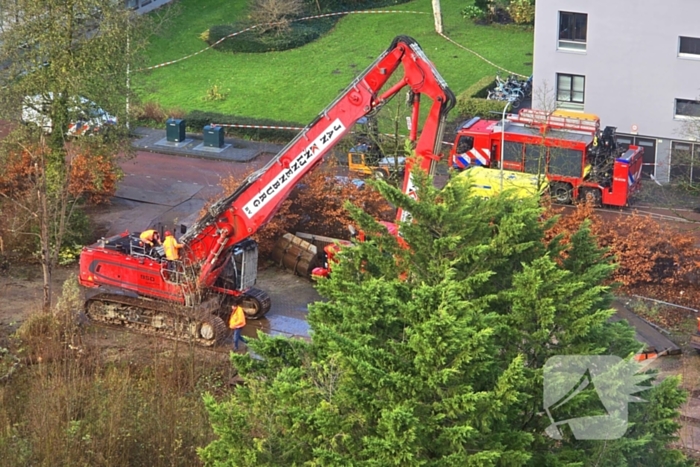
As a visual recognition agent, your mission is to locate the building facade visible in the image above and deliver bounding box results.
[532,0,700,184]
[125,0,172,15]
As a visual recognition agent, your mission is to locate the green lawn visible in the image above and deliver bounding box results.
[133,0,533,125]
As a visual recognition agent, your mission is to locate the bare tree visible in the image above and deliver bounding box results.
[0,0,151,310]
[675,115,700,189]
[250,0,303,36]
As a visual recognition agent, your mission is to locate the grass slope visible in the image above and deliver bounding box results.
[133,0,533,124]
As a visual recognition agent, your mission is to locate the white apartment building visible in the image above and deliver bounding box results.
[125,0,172,14]
[532,0,700,184]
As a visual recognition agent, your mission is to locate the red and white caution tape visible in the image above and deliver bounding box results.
[139,10,531,104]
[437,31,529,79]
[209,124,456,150]
[137,10,428,72]
[210,123,304,131]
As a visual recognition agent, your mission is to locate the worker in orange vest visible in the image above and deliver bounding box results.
[229,305,248,351]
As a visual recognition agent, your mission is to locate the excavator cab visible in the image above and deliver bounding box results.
[214,239,259,291]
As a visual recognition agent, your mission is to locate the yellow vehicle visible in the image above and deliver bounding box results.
[347,143,405,180]
[452,166,549,200]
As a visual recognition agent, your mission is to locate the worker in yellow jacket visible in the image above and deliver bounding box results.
[162,231,183,260]
[162,230,184,274]
[229,305,248,351]
[139,228,161,256]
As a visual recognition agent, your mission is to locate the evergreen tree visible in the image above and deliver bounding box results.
[200,171,690,467]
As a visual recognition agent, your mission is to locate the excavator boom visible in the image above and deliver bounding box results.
[183,35,455,287]
[78,36,454,346]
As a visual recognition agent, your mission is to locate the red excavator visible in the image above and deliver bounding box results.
[78,36,455,346]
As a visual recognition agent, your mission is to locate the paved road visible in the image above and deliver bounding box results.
[90,150,275,236]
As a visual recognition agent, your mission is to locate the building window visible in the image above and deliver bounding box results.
[679,36,700,56]
[671,141,700,184]
[675,98,700,118]
[558,12,587,51]
[124,0,138,8]
[557,74,585,104]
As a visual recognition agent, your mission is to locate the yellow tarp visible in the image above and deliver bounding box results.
[452,166,549,199]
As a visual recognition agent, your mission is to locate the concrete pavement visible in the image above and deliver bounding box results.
[130,126,284,162]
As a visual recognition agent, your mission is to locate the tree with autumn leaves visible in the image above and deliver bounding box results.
[0,138,121,306]
[545,202,700,309]
[200,172,690,467]
[0,0,151,309]
[213,160,394,256]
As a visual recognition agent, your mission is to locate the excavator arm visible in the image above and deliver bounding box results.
[181,36,455,288]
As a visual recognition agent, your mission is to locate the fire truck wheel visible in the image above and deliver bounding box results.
[579,187,602,207]
[550,182,573,204]
[373,169,388,180]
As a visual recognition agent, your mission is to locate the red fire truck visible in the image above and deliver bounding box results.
[447,109,644,207]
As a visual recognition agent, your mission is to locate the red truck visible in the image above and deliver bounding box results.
[448,109,644,207]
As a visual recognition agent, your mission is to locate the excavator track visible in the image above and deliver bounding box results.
[239,287,272,320]
[85,293,231,347]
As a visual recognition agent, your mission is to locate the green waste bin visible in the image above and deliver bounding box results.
[203,125,224,148]
[166,118,186,142]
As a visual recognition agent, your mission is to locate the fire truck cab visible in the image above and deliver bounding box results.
[448,109,644,207]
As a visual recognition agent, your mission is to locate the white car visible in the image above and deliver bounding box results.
[21,93,117,136]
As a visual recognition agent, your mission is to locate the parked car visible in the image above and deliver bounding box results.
[21,93,117,136]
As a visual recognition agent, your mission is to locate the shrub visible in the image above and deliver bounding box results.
[507,0,535,25]
[135,101,167,124]
[461,5,486,21]
[166,107,187,120]
[452,75,513,119]
[202,83,229,102]
[463,75,498,98]
[0,144,100,262]
[465,0,513,25]
[209,160,393,257]
[207,0,412,53]
[544,202,700,308]
[304,0,412,14]
[250,0,304,36]
[68,150,120,205]
[0,342,223,466]
[455,97,512,119]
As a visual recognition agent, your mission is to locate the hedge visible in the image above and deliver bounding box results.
[207,0,412,54]
[184,110,304,143]
[208,18,337,54]
[308,0,412,12]
[454,74,512,119]
[463,75,497,99]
